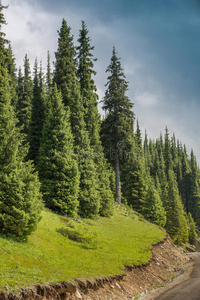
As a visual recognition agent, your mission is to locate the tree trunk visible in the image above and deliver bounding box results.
[115,158,121,205]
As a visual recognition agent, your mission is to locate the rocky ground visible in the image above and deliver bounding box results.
[0,236,194,300]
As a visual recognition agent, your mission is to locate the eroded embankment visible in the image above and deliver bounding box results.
[0,236,193,300]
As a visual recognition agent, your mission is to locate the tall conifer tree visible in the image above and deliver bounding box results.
[164,127,173,177]
[37,85,80,216]
[121,119,146,211]
[77,21,101,151]
[46,51,52,94]
[143,178,166,227]
[101,47,135,205]
[121,159,146,213]
[165,170,188,244]
[188,150,200,224]
[77,21,114,216]
[6,43,18,108]
[181,150,191,213]
[135,120,143,154]
[188,212,197,245]
[0,4,42,238]
[54,19,101,218]
[16,54,32,135]
[28,59,46,163]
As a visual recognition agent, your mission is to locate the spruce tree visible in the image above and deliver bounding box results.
[54,19,101,218]
[77,21,101,151]
[28,59,46,163]
[143,178,166,227]
[152,148,160,178]
[0,4,42,238]
[164,127,173,177]
[165,170,188,244]
[6,43,18,108]
[121,159,146,213]
[98,160,115,217]
[46,51,52,94]
[16,54,32,135]
[16,66,24,123]
[188,212,197,245]
[37,85,80,216]
[121,119,146,213]
[188,149,200,225]
[101,47,135,205]
[135,119,143,154]
[77,21,114,216]
[143,130,152,175]
[158,148,168,207]
[0,2,7,62]
[181,150,191,213]
[171,133,178,169]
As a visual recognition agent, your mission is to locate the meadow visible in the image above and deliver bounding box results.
[0,205,165,292]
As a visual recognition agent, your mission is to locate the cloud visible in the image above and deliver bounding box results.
[3,0,59,69]
[2,0,200,162]
[3,0,87,70]
[136,93,159,108]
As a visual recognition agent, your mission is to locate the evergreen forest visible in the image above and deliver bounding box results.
[0,4,199,245]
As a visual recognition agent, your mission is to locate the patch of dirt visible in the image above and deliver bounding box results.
[0,236,193,300]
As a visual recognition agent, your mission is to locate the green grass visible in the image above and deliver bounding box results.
[0,205,165,292]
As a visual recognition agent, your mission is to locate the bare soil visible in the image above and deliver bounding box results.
[0,236,193,300]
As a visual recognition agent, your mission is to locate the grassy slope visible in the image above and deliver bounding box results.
[0,205,165,291]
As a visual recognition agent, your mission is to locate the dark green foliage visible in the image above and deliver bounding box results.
[46,51,52,94]
[16,55,33,135]
[54,19,77,108]
[121,159,146,213]
[180,151,191,213]
[189,180,200,226]
[77,21,114,217]
[0,160,42,238]
[165,170,188,244]
[77,21,101,152]
[0,6,42,238]
[143,179,166,227]
[0,3,8,65]
[54,19,101,218]
[54,19,86,147]
[143,130,152,173]
[142,128,200,243]
[101,47,134,156]
[135,120,143,154]
[187,150,200,225]
[37,85,80,216]
[164,127,173,176]
[188,212,197,245]
[16,67,24,121]
[28,59,46,163]
[98,158,114,217]
[77,151,100,218]
[101,47,135,205]
[6,44,18,108]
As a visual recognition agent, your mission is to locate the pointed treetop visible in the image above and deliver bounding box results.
[102,47,133,115]
[46,51,52,93]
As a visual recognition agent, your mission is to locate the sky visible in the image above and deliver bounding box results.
[2,0,200,163]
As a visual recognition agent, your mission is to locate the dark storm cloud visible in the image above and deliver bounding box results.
[37,0,200,103]
[5,0,200,160]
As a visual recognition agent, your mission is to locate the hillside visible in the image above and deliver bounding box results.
[0,206,166,292]
[0,206,193,299]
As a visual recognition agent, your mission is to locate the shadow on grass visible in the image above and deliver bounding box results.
[56,227,98,250]
[0,232,28,243]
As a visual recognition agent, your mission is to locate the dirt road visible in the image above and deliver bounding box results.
[154,252,200,300]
